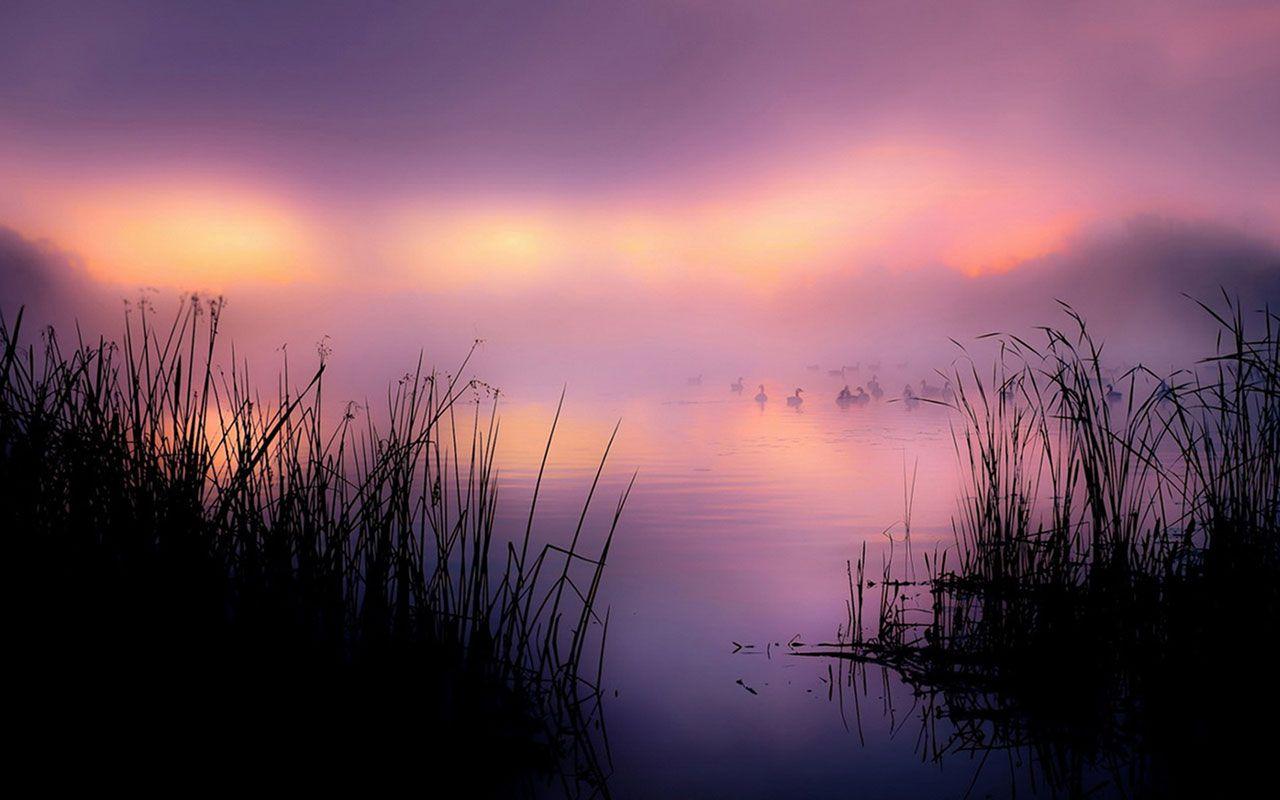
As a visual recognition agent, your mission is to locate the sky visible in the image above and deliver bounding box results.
[2,0,1279,391]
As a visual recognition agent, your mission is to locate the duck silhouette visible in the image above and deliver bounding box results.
[920,379,945,400]
[902,385,920,409]
[867,376,884,401]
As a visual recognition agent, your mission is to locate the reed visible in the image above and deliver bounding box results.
[2,295,626,796]
[815,294,1279,796]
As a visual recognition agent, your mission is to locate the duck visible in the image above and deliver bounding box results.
[827,367,846,379]
[731,377,745,393]
[853,386,870,405]
[1105,383,1122,404]
[754,384,768,403]
[902,385,920,409]
[806,364,821,372]
[687,374,703,386]
[920,379,945,400]
[867,376,884,401]
[836,385,854,405]
[787,388,805,407]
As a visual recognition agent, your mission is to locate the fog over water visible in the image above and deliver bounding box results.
[7,216,1278,396]
[4,2,1280,795]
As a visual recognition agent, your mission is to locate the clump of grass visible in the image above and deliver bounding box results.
[2,296,628,796]
[814,294,1279,797]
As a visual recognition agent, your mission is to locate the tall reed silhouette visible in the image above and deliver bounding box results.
[808,295,1278,797]
[2,295,628,796]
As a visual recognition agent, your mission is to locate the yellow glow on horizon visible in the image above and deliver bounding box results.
[3,139,1140,297]
[388,206,573,289]
[386,143,986,291]
[53,183,317,288]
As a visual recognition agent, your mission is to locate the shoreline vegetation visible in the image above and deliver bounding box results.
[8,288,1277,797]
[2,296,628,796]
[801,295,1279,796]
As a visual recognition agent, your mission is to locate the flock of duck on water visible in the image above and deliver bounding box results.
[705,362,956,411]
[703,363,1144,411]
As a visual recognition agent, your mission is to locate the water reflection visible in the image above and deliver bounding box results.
[491,377,976,797]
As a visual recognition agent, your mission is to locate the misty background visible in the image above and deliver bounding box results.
[5,214,1278,403]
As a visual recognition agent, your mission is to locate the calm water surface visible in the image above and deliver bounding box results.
[486,373,1036,798]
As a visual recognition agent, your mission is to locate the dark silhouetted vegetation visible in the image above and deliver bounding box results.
[805,295,1279,797]
[3,296,627,796]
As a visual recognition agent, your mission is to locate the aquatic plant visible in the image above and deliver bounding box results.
[2,296,627,796]
[809,294,1279,797]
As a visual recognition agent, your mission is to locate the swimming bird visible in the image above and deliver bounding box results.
[902,385,920,409]
[754,384,768,403]
[687,374,703,386]
[867,376,884,401]
[853,386,870,405]
[787,388,805,407]
[828,367,846,379]
[836,385,854,405]
[1105,384,1122,404]
[920,379,945,400]
[731,377,745,393]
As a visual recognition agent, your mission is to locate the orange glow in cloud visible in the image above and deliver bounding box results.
[386,205,574,290]
[384,141,1107,291]
[945,213,1084,277]
[2,138,1202,295]
[70,185,316,288]
[378,144,957,290]
[669,143,962,283]
[2,171,320,289]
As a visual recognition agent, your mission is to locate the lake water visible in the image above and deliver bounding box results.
[485,372,1045,798]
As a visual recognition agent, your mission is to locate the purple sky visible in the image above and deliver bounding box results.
[2,1,1279,388]
[3,1,1277,189]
